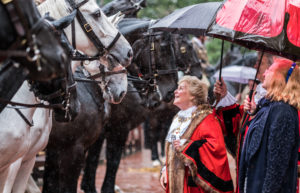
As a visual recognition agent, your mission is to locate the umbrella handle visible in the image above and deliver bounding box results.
[243,52,264,122]
[213,40,225,108]
[218,40,225,81]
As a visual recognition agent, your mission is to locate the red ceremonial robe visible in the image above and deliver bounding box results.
[164,105,233,193]
[215,104,245,193]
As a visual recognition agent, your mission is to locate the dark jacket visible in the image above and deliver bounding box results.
[239,98,299,193]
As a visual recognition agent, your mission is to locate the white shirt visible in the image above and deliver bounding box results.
[166,106,197,145]
[216,83,266,108]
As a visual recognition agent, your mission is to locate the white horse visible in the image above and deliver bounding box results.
[0,0,132,192]
[38,0,132,69]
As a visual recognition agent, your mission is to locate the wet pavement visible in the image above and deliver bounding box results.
[77,149,163,193]
[34,144,298,193]
[76,149,237,193]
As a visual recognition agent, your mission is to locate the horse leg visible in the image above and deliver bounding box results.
[151,138,161,167]
[11,157,36,193]
[160,123,169,158]
[25,175,41,193]
[101,128,129,193]
[160,138,165,157]
[149,121,160,166]
[81,134,106,193]
[42,148,60,193]
[143,119,151,149]
[0,167,9,193]
[151,141,159,161]
[3,158,22,193]
[58,145,85,193]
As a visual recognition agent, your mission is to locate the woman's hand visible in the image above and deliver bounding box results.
[160,169,167,190]
[172,139,181,152]
[243,95,257,114]
[243,96,251,112]
[213,78,227,99]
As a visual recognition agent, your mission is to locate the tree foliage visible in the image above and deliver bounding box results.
[139,0,222,19]
[206,38,231,65]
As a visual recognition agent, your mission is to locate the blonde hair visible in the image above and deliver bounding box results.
[178,75,208,106]
[266,58,300,110]
[257,52,275,66]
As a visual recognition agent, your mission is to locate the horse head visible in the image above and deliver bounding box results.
[38,0,133,104]
[39,0,132,67]
[0,0,70,81]
[172,34,203,79]
[128,32,178,109]
[102,0,146,17]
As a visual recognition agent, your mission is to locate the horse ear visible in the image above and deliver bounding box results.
[51,10,77,30]
[108,11,124,26]
[140,0,147,8]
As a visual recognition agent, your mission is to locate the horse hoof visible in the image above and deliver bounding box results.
[152,159,161,167]
[82,189,97,193]
[114,185,124,193]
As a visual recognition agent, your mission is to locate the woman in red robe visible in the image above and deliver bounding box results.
[160,75,233,193]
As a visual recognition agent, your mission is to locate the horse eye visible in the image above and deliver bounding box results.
[92,10,101,18]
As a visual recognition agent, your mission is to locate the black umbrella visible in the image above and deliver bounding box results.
[150,2,222,36]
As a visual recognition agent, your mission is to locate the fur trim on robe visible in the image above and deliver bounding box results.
[165,104,233,193]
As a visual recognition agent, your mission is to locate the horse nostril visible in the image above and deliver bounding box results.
[127,49,133,59]
[166,92,174,102]
[119,91,126,99]
[153,101,160,108]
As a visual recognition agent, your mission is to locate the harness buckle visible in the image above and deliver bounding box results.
[1,0,12,4]
[180,46,186,53]
[84,23,92,32]
[150,42,155,51]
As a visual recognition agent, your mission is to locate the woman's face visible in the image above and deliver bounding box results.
[262,65,275,89]
[173,81,194,110]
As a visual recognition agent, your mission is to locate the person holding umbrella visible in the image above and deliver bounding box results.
[160,75,234,193]
[240,58,300,193]
[215,57,300,193]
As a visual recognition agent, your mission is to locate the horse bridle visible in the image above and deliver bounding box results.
[174,37,193,75]
[129,32,178,100]
[0,0,53,70]
[66,0,127,86]
[0,0,72,126]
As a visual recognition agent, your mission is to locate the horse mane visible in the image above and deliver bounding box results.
[101,0,117,15]
[102,0,147,17]
[38,0,70,18]
[118,18,155,35]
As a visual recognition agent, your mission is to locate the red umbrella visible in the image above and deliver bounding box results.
[206,0,300,61]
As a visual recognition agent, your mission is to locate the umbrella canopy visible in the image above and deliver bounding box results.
[150,2,222,36]
[206,0,300,60]
[213,65,257,84]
